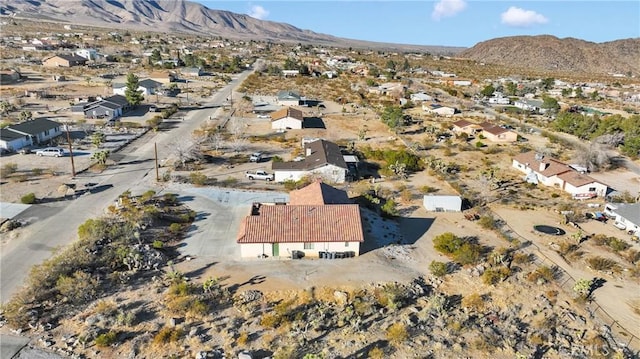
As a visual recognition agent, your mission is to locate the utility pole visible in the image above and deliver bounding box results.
[65,123,76,177]
[154,142,159,182]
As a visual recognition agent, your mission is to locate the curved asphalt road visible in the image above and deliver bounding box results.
[0,69,253,304]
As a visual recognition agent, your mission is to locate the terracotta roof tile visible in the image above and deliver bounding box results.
[289,180,351,205]
[270,107,303,121]
[237,204,364,244]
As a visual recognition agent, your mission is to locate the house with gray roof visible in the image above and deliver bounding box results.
[604,203,640,235]
[0,118,62,151]
[276,90,302,106]
[272,139,348,183]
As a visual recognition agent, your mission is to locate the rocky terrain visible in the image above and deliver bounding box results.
[0,0,463,54]
[460,35,640,75]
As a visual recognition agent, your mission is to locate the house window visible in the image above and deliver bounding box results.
[588,187,596,192]
[303,243,314,250]
[332,170,339,175]
[44,130,49,136]
[345,242,349,247]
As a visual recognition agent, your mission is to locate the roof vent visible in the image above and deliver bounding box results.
[534,153,544,161]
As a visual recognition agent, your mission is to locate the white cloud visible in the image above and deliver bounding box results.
[501,6,549,27]
[432,0,467,20]
[248,5,269,20]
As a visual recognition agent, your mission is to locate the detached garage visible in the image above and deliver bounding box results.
[423,195,462,212]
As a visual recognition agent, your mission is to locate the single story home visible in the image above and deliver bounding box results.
[181,67,203,77]
[276,90,302,107]
[514,99,545,113]
[0,118,63,151]
[75,48,98,60]
[488,92,510,104]
[513,151,609,198]
[423,103,456,116]
[478,122,518,143]
[603,203,640,235]
[272,139,348,183]
[271,107,304,130]
[112,79,163,96]
[237,181,364,258]
[410,92,433,102]
[81,95,131,120]
[423,195,462,212]
[451,119,482,135]
[42,54,87,67]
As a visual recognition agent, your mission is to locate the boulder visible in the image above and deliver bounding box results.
[333,291,348,305]
[238,351,253,359]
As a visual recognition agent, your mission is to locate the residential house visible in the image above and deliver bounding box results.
[112,79,162,96]
[410,92,433,102]
[42,54,87,67]
[488,92,510,105]
[603,203,640,235]
[451,119,482,135]
[423,195,462,212]
[0,69,21,85]
[514,99,544,112]
[148,70,177,84]
[451,79,472,86]
[423,103,456,116]
[512,151,609,198]
[478,122,518,143]
[82,95,130,120]
[271,107,304,130]
[0,118,63,151]
[236,181,364,258]
[75,48,98,60]
[276,90,302,106]
[272,139,348,183]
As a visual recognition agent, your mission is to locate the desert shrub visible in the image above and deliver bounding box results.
[94,300,117,315]
[380,198,398,217]
[587,256,620,272]
[153,326,184,346]
[152,240,164,249]
[527,266,556,284]
[624,249,640,264]
[593,235,630,252]
[116,311,136,326]
[400,189,413,203]
[453,243,483,265]
[1,162,17,176]
[260,313,281,328]
[368,347,385,359]
[420,185,438,194]
[32,168,43,176]
[237,331,249,346]
[20,192,36,204]
[56,271,100,305]
[189,171,207,186]
[168,223,183,233]
[429,261,448,277]
[475,141,485,148]
[482,267,511,285]
[512,252,534,264]
[433,232,463,254]
[461,292,485,312]
[140,190,156,202]
[433,232,483,265]
[271,155,283,162]
[386,322,408,346]
[95,331,118,347]
[477,215,497,230]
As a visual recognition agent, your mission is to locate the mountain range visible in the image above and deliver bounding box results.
[0,0,462,54]
[1,0,638,74]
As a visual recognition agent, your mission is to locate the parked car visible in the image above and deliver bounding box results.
[245,170,274,181]
[149,105,158,112]
[249,152,264,163]
[36,147,64,157]
[613,221,627,230]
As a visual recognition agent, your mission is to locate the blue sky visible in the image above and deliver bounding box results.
[195,1,639,47]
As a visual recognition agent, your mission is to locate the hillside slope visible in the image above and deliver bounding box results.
[460,35,640,75]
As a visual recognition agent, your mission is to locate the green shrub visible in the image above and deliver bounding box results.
[477,215,497,230]
[587,256,620,272]
[20,192,37,204]
[429,261,448,277]
[32,168,43,176]
[272,155,283,162]
[475,141,485,148]
[1,162,17,176]
[482,267,511,285]
[168,223,183,233]
[153,326,183,345]
[433,232,483,265]
[152,240,164,249]
[56,271,100,305]
[95,331,118,347]
[527,266,556,284]
[381,198,398,217]
[386,322,408,346]
[189,171,207,186]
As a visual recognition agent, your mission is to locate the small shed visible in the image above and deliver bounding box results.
[423,195,462,212]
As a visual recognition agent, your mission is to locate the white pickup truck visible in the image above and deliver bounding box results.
[245,170,274,181]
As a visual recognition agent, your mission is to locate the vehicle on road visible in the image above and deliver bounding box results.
[249,152,264,163]
[245,170,274,181]
[36,147,64,157]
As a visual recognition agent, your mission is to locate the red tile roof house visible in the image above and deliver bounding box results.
[236,181,364,259]
[451,119,482,135]
[512,151,609,198]
[478,121,518,143]
[271,107,304,130]
[272,139,348,183]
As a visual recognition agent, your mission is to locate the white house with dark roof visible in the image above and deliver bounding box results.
[236,181,364,258]
[272,139,348,183]
[113,79,162,96]
[0,118,63,151]
[276,90,302,106]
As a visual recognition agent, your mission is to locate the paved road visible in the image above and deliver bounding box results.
[0,69,254,304]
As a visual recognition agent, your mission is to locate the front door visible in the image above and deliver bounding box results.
[272,243,279,257]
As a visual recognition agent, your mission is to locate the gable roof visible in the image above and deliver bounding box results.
[513,151,571,177]
[272,139,347,171]
[606,203,640,225]
[271,107,303,121]
[0,128,25,141]
[138,79,163,89]
[236,204,363,244]
[452,119,474,128]
[6,118,61,135]
[479,121,510,136]
[85,101,121,111]
[289,181,351,205]
[557,171,605,188]
[102,94,129,107]
[277,90,301,100]
[45,54,87,63]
